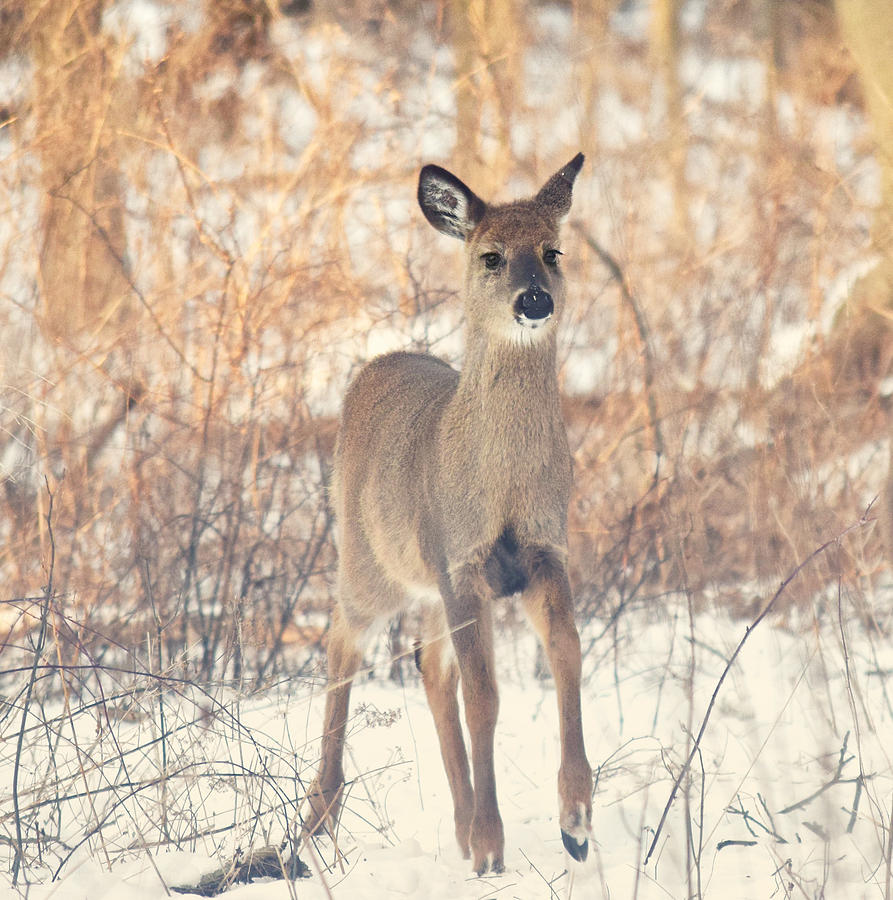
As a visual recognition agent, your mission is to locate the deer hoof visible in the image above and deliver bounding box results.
[474,854,504,876]
[561,830,588,862]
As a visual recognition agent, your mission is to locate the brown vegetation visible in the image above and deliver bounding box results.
[2,0,893,890]
[1,0,890,687]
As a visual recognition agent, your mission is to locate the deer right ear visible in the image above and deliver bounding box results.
[418,165,486,241]
[535,153,585,222]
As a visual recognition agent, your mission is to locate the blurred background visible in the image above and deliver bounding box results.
[1,0,892,687]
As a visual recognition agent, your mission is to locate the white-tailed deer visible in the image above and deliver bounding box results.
[303,155,592,874]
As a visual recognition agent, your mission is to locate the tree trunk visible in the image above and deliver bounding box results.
[835,0,893,558]
[574,0,610,161]
[28,0,134,346]
[451,0,522,186]
[650,0,688,246]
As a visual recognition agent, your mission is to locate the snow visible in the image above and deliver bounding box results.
[3,597,892,899]
[680,52,767,113]
[3,0,892,897]
[103,0,197,74]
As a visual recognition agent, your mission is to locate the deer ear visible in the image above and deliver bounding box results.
[535,152,584,221]
[418,165,487,241]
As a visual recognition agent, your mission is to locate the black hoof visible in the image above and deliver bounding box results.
[474,857,504,876]
[561,829,588,862]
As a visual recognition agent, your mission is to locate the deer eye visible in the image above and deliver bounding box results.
[543,248,562,266]
[481,252,503,271]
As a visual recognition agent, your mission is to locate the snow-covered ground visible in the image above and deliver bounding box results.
[4,585,892,899]
[3,1,892,898]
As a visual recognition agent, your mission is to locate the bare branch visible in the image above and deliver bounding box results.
[645,508,874,866]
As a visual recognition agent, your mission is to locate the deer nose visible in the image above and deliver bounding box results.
[514,289,553,322]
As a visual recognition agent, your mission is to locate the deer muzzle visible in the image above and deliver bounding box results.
[514,288,553,326]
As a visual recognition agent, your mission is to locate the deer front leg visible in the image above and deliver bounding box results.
[522,550,592,861]
[303,604,364,839]
[443,570,504,875]
[417,616,474,858]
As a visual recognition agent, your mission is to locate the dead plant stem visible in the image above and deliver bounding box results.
[571,223,663,481]
[644,509,873,865]
[884,791,893,900]
[11,479,55,885]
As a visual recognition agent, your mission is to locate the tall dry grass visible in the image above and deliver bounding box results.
[1,0,889,713]
[1,0,889,694]
[1,0,892,886]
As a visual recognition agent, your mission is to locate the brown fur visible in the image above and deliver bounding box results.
[303,156,592,874]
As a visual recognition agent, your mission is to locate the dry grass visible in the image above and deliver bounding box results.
[1,0,892,889]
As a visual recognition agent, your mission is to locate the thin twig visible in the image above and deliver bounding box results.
[644,508,873,865]
[518,846,563,899]
[725,795,787,843]
[717,839,757,851]
[884,791,893,900]
[777,732,858,815]
[11,479,55,886]
[846,775,864,834]
[572,223,663,482]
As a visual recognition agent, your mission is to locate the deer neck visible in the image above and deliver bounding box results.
[439,324,570,556]
[454,327,561,427]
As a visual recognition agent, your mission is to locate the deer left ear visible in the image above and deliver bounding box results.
[418,164,487,241]
[535,153,584,221]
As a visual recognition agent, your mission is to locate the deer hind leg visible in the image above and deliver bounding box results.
[417,606,474,859]
[442,567,504,875]
[302,602,366,839]
[521,548,592,861]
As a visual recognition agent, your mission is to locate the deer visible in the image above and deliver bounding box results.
[302,154,592,875]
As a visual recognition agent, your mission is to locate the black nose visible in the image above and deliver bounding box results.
[514,289,553,321]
